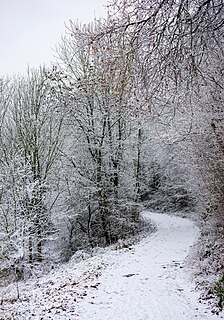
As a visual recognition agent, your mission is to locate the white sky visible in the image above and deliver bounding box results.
[0,0,108,76]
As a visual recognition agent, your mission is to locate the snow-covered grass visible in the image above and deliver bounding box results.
[0,212,223,319]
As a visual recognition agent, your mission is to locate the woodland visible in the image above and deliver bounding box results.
[0,0,223,310]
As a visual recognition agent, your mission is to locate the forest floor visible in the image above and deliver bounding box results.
[0,212,223,320]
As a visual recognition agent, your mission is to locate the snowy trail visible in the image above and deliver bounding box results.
[76,212,217,320]
[1,212,222,319]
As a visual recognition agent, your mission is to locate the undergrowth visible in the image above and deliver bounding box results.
[214,274,224,311]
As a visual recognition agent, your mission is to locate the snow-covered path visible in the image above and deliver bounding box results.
[76,212,217,320]
[1,212,222,319]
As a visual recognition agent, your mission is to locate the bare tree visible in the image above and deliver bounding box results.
[0,67,66,277]
[55,19,148,251]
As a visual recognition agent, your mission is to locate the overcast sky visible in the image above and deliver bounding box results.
[0,0,108,77]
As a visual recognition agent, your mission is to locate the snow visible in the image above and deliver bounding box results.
[1,212,223,319]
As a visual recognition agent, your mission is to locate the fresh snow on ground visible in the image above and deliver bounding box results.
[1,212,223,319]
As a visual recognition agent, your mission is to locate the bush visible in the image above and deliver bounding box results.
[214,275,224,310]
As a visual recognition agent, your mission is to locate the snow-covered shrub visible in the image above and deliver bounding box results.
[214,275,224,311]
